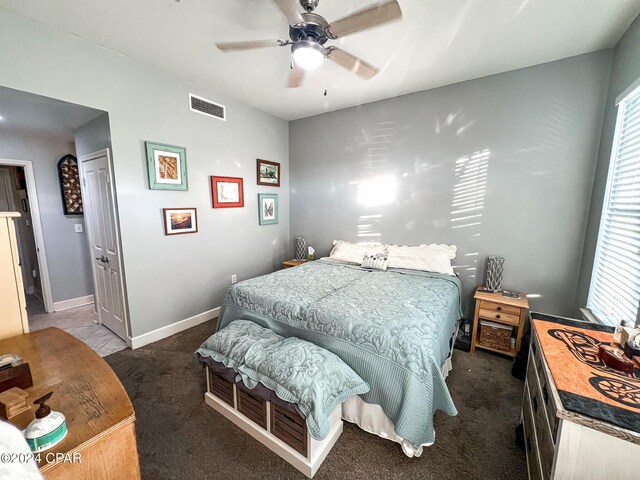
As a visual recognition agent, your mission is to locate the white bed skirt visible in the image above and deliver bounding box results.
[341,353,454,458]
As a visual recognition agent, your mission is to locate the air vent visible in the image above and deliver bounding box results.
[189,93,226,121]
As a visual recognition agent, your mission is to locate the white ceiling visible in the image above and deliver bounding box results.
[0,86,104,140]
[0,87,104,142]
[3,0,640,121]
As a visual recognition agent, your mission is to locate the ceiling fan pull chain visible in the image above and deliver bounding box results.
[323,61,328,96]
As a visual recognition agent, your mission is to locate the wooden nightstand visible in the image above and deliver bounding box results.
[471,288,529,358]
[283,259,306,269]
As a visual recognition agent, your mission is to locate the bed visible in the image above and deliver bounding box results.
[216,258,462,456]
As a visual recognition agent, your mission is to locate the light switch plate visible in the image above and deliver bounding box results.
[74,224,83,233]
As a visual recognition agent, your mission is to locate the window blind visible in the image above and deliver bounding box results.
[588,86,640,326]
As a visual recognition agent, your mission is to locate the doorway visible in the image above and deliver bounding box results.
[0,86,129,355]
[0,160,53,312]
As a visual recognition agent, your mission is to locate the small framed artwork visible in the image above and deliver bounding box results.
[163,208,198,235]
[145,141,188,190]
[211,176,244,208]
[257,159,280,187]
[57,154,83,215]
[258,193,278,225]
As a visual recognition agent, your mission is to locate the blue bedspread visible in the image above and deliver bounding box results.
[217,259,462,447]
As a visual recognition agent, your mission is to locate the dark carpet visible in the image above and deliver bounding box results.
[105,321,527,480]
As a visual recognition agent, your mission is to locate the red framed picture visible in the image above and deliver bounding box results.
[211,176,244,208]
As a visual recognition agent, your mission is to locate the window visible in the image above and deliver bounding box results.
[588,84,640,326]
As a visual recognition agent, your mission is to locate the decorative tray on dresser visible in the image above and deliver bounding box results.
[525,313,640,480]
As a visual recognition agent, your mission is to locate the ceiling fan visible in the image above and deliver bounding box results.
[216,0,402,88]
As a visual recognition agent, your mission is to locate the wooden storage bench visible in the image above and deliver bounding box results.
[204,366,343,478]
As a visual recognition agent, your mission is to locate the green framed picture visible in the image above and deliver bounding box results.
[258,193,278,225]
[145,141,188,190]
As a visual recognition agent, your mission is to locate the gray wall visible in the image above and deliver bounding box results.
[0,131,94,302]
[0,11,290,337]
[75,113,112,157]
[576,15,640,314]
[290,51,613,318]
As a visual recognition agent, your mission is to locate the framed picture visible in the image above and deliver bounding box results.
[145,141,188,190]
[211,176,244,208]
[258,193,278,225]
[257,159,280,187]
[163,208,198,235]
[57,154,83,215]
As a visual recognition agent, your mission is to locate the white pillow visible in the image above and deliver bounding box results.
[387,244,457,275]
[329,240,386,264]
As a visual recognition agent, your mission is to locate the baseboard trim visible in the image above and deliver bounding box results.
[53,294,95,312]
[130,307,219,349]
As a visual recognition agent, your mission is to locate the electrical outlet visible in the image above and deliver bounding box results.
[464,323,470,335]
[231,274,237,284]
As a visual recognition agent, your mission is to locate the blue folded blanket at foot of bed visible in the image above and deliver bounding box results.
[195,319,370,440]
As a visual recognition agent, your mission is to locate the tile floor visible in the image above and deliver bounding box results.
[26,295,128,357]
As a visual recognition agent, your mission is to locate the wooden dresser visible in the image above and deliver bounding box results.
[0,212,29,340]
[0,328,140,479]
[524,315,640,480]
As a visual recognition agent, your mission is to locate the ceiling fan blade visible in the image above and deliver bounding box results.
[287,64,306,88]
[328,0,402,39]
[272,0,304,24]
[327,47,379,79]
[215,39,286,52]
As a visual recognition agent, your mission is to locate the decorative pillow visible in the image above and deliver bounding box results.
[387,244,457,275]
[361,252,389,271]
[238,337,370,440]
[329,240,386,264]
[195,320,283,371]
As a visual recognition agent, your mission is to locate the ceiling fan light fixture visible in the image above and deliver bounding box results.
[292,40,326,71]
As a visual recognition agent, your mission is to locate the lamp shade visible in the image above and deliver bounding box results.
[295,237,307,260]
[292,41,325,71]
[485,256,505,292]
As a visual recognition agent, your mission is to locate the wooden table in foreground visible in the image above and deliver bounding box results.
[0,327,140,479]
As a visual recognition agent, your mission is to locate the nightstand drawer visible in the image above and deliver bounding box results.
[478,308,520,325]
[479,300,521,316]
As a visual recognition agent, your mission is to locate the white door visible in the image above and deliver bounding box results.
[79,149,127,340]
